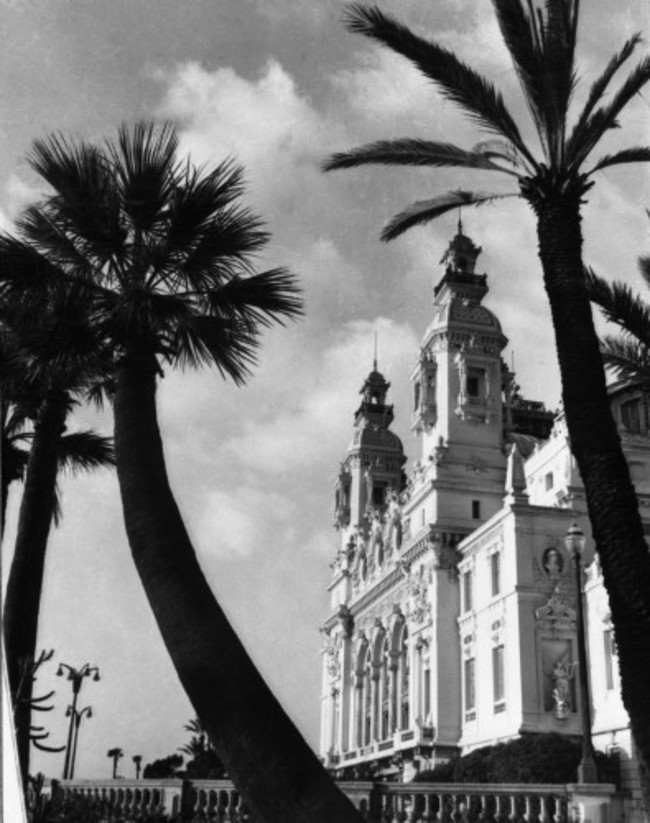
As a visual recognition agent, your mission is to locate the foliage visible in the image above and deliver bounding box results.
[415,734,619,785]
[586,237,650,385]
[142,754,184,780]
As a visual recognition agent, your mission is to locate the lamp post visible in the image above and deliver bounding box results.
[57,662,100,780]
[67,705,92,780]
[564,523,598,784]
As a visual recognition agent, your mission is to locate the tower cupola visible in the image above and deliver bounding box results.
[435,221,487,304]
[355,365,394,429]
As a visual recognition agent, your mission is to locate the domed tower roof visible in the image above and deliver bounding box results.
[424,221,505,341]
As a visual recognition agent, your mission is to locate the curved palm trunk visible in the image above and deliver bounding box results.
[534,192,650,798]
[113,349,361,823]
[3,390,68,786]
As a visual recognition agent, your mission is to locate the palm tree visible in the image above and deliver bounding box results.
[107,747,123,780]
[132,755,142,780]
[10,121,362,823]
[586,251,650,386]
[324,1,650,794]
[1,277,115,787]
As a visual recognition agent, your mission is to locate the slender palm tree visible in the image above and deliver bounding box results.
[132,754,142,780]
[325,1,650,793]
[1,277,115,787]
[11,121,362,823]
[586,252,650,385]
[107,747,123,780]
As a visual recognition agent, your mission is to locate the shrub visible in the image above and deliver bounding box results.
[415,734,618,785]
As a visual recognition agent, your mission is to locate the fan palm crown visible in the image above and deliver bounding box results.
[17,121,301,376]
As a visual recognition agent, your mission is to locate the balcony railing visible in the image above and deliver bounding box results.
[48,777,620,822]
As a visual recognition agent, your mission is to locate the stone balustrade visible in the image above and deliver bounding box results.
[48,777,621,822]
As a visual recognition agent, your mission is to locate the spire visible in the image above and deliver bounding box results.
[373,332,378,372]
[458,208,463,237]
[504,443,529,506]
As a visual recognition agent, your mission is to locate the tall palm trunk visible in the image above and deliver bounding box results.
[3,390,69,786]
[533,188,650,797]
[113,348,361,823]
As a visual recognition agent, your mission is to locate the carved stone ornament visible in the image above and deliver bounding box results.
[535,584,575,619]
[408,567,431,624]
[552,660,577,720]
[323,632,342,680]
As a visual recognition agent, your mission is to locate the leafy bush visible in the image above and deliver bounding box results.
[415,734,618,785]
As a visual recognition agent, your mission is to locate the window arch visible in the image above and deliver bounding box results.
[380,638,390,740]
[398,626,410,730]
[363,647,373,746]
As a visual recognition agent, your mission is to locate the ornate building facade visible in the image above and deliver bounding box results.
[320,227,649,797]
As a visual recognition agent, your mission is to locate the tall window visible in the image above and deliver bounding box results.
[380,640,390,740]
[400,628,410,730]
[363,650,372,745]
[466,368,484,400]
[463,570,473,612]
[621,399,642,433]
[604,629,617,691]
[490,552,501,597]
[423,667,431,721]
[472,499,481,520]
[492,645,505,707]
[464,657,476,720]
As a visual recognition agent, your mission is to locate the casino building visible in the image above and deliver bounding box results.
[319,226,649,798]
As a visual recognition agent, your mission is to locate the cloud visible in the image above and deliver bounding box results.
[194,484,296,559]
[220,316,418,476]
[156,59,343,214]
[0,172,43,228]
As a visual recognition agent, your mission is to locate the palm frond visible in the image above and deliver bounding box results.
[472,139,526,169]
[342,4,537,169]
[27,134,124,258]
[324,138,520,176]
[204,268,303,328]
[169,315,260,382]
[566,33,642,166]
[168,205,270,292]
[491,0,551,159]
[586,146,650,176]
[568,55,650,169]
[585,267,650,346]
[599,335,650,384]
[57,431,115,474]
[163,159,248,258]
[381,190,519,241]
[107,121,179,232]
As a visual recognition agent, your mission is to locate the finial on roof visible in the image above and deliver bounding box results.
[373,331,378,372]
[458,208,463,236]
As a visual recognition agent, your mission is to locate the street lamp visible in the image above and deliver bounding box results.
[564,523,598,784]
[66,705,93,780]
[57,662,100,780]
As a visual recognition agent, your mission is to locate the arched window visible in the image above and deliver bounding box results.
[380,639,390,740]
[399,626,410,730]
[363,648,373,746]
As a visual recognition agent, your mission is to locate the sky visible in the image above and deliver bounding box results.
[1,0,649,782]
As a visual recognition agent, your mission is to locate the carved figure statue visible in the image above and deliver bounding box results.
[368,507,384,568]
[383,490,402,554]
[552,660,576,719]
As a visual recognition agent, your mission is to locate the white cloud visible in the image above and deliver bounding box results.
[156,59,343,213]
[220,316,418,476]
[194,485,296,559]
